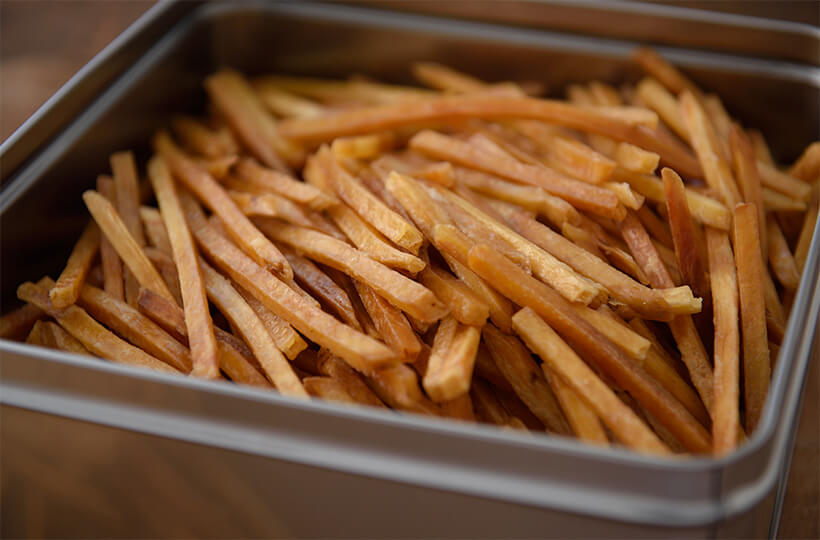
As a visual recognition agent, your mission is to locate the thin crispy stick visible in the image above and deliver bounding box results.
[206,70,302,171]
[111,151,145,307]
[729,124,767,259]
[543,367,609,444]
[767,216,801,291]
[256,74,435,105]
[635,77,690,142]
[748,130,776,167]
[757,161,811,201]
[571,305,650,360]
[762,188,807,212]
[97,176,125,301]
[232,284,307,361]
[255,85,326,119]
[354,280,422,362]
[482,324,571,435]
[411,131,624,219]
[706,226,741,455]
[235,158,336,210]
[795,186,820,272]
[256,220,447,323]
[419,264,489,327]
[0,304,45,341]
[365,363,440,416]
[636,204,673,249]
[140,206,174,255]
[74,281,192,373]
[17,280,178,374]
[303,155,426,273]
[198,259,307,397]
[422,316,481,402]
[789,142,820,182]
[136,287,270,387]
[499,205,698,319]
[513,307,669,455]
[48,222,100,309]
[465,241,711,452]
[733,204,770,433]
[39,321,90,355]
[226,187,315,227]
[320,147,423,252]
[619,211,715,416]
[303,377,356,403]
[154,131,292,279]
[612,167,730,230]
[149,156,221,379]
[323,266,382,339]
[182,195,396,370]
[171,115,239,158]
[662,168,711,304]
[316,349,388,408]
[83,190,175,304]
[679,91,742,209]
[281,246,361,329]
[632,47,703,100]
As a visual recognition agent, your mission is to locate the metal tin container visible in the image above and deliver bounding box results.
[1,1,818,537]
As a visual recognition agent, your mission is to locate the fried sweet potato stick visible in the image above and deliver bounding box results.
[679,91,742,209]
[255,85,326,118]
[171,115,239,158]
[83,190,176,304]
[226,188,314,227]
[110,152,145,306]
[96,176,125,301]
[235,158,336,210]
[18,280,178,374]
[419,264,489,327]
[635,77,690,142]
[706,226,741,455]
[320,147,423,252]
[729,125,767,259]
[790,142,820,182]
[543,367,609,444]
[767,216,801,291]
[410,130,624,219]
[316,350,388,408]
[49,222,100,309]
[632,47,703,100]
[354,280,422,362]
[422,316,481,402]
[303,377,356,404]
[39,321,90,355]
[0,303,45,341]
[206,70,302,171]
[182,195,396,369]
[470,378,528,430]
[619,211,715,416]
[154,131,293,279]
[466,242,710,452]
[140,206,174,255]
[256,221,446,323]
[24,320,46,346]
[257,75,435,105]
[482,324,571,435]
[198,259,307,397]
[513,307,669,455]
[733,204,770,433]
[149,156,221,378]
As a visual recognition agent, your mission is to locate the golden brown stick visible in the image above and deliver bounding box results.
[419,264,489,327]
[0,304,45,341]
[303,377,357,404]
[320,146,423,252]
[679,91,742,209]
[706,226,741,455]
[614,212,716,417]
[757,161,811,201]
[632,47,703,100]
[96,176,125,301]
[543,367,609,444]
[49,222,100,309]
[111,151,146,308]
[39,321,90,355]
[636,77,689,142]
[24,320,46,346]
[281,246,360,330]
[182,195,397,370]
[136,287,270,387]
[154,131,292,279]
[662,168,711,304]
[140,206,174,255]
[149,156,220,379]
[482,324,571,435]
[761,188,806,212]
[171,116,239,159]
[74,281,192,373]
[255,85,326,118]
[83,190,176,304]
[767,216,801,291]
[789,141,820,182]
[235,158,336,211]
[733,204,770,433]
[232,284,307,361]
[18,280,178,374]
[198,259,307,397]
[729,125,767,259]
[256,221,446,323]
[316,350,388,408]
[206,70,302,171]
[422,316,481,402]
[795,186,819,272]
[354,280,422,362]
[465,242,710,452]
[257,74,435,105]
[410,131,624,219]
[513,307,669,455]
[365,364,440,416]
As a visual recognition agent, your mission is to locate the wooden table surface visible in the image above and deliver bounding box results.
[1,1,817,538]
